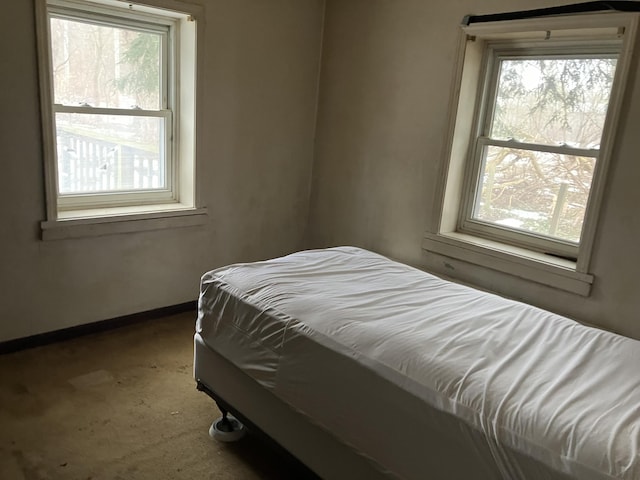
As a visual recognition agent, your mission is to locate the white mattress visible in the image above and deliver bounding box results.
[196,246,640,480]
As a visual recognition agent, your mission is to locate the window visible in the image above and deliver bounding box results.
[51,11,171,207]
[424,13,639,295]
[36,0,203,238]
[463,48,618,259]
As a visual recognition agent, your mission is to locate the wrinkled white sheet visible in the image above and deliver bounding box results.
[197,246,640,480]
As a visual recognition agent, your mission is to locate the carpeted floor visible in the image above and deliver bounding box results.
[0,311,318,480]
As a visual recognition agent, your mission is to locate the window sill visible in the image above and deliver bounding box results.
[422,231,593,296]
[41,204,208,240]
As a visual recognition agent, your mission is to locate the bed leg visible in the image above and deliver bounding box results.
[215,404,234,432]
[215,402,228,417]
[209,404,246,442]
[196,381,246,442]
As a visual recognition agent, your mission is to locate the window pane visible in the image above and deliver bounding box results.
[473,145,595,243]
[50,17,161,110]
[55,113,165,194]
[490,57,617,148]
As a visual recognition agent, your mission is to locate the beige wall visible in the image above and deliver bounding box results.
[3,0,640,343]
[307,0,640,339]
[0,0,324,342]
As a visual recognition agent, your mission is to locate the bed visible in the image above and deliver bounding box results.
[193,246,640,480]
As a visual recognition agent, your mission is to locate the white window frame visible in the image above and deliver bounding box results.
[423,13,639,296]
[36,0,206,239]
[51,8,175,209]
[461,44,620,260]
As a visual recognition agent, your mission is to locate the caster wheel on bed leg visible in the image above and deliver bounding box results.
[209,414,246,442]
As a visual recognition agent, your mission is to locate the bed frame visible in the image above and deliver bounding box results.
[194,334,580,480]
[194,334,389,479]
[193,247,638,480]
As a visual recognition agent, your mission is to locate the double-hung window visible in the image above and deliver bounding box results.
[463,45,618,259]
[425,13,638,295]
[37,0,202,238]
